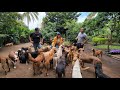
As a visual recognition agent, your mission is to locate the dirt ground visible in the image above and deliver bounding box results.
[0,43,120,78]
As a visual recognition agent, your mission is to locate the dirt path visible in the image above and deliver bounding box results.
[0,43,120,78]
[0,43,72,78]
[83,44,120,78]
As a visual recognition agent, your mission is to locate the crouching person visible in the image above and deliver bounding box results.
[51,32,64,49]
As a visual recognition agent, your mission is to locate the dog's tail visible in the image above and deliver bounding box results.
[102,73,110,78]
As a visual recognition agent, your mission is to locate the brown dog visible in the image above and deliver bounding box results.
[0,56,10,75]
[92,48,103,58]
[78,48,102,68]
[43,47,57,76]
[27,49,45,75]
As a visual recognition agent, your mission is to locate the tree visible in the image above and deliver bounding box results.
[65,20,82,41]
[22,12,39,28]
[0,12,32,46]
[82,12,120,52]
[42,12,81,35]
[0,12,23,34]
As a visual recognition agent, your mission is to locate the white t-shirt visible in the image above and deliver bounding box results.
[76,32,87,43]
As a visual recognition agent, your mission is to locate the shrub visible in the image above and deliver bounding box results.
[63,41,71,46]
[92,37,108,45]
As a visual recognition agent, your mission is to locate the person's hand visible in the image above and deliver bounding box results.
[40,42,43,45]
[75,38,78,40]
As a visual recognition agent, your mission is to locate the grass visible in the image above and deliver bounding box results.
[94,45,120,50]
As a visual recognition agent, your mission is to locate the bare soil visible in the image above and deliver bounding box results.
[0,43,120,78]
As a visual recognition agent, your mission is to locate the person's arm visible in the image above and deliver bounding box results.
[52,37,56,47]
[76,33,79,40]
[40,33,43,44]
[29,33,33,43]
[62,38,64,43]
[83,34,88,44]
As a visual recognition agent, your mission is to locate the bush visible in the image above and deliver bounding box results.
[87,36,93,42]
[63,41,71,46]
[0,34,9,47]
[92,37,108,45]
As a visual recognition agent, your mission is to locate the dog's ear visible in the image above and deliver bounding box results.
[92,48,95,51]
[78,49,80,53]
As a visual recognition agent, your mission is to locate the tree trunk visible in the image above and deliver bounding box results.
[107,39,110,52]
[110,31,113,45]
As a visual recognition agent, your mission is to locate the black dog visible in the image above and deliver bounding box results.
[30,51,39,58]
[18,48,29,64]
[56,54,66,78]
[94,63,110,78]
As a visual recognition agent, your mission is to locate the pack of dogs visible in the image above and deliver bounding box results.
[0,43,110,78]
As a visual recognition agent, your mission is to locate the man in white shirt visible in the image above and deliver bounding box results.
[76,28,87,49]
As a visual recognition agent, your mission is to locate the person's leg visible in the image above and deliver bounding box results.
[50,45,52,49]
[80,43,84,48]
[55,45,59,48]
[33,43,37,51]
[77,43,80,49]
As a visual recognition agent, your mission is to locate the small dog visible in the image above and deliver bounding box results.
[92,48,103,58]
[5,43,13,47]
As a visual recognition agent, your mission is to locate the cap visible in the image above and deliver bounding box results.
[35,27,40,31]
[57,32,61,35]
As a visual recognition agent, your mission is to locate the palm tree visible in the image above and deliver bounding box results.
[22,12,39,28]
[87,12,98,19]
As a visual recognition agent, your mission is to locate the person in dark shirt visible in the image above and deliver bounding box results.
[29,28,43,51]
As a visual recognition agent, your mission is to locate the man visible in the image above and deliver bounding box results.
[51,32,64,48]
[29,28,43,51]
[76,28,87,49]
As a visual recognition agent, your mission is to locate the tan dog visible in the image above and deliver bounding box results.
[8,51,19,69]
[5,43,13,47]
[43,47,57,76]
[67,47,74,63]
[0,56,10,75]
[72,51,79,67]
[27,49,45,75]
[78,48,102,69]
[38,46,51,53]
[92,48,103,58]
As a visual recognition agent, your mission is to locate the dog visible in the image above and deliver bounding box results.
[5,43,13,47]
[18,48,29,64]
[0,56,10,75]
[8,51,19,69]
[94,62,110,78]
[92,48,103,58]
[56,55,66,78]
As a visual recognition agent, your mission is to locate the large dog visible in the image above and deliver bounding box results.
[78,48,102,69]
